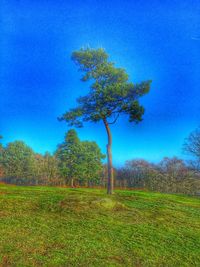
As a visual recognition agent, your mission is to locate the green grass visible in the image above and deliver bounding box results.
[0,185,200,266]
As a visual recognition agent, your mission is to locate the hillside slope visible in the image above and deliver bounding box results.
[0,185,200,266]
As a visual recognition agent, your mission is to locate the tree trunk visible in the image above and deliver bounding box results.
[103,119,114,194]
[71,177,74,188]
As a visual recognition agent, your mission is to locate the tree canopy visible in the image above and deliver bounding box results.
[60,48,151,127]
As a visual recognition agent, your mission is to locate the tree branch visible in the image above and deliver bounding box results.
[107,113,120,124]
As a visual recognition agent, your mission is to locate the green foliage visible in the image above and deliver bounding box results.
[56,130,105,186]
[0,185,200,266]
[80,141,105,184]
[2,141,36,183]
[1,141,62,185]
[56,130,83,184]
[64,129,80,145]
[59,48,151,127]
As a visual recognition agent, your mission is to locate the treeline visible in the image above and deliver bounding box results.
[114,158,200,195]
[0,129,200,196]
[0,130,105,187]
[114,127,200,195]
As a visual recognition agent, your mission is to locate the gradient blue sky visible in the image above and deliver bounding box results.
[0,0,200,165]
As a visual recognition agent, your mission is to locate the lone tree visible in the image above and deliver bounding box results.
[59,48,151,194]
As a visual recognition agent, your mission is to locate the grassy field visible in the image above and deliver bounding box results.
[0,185,200,267]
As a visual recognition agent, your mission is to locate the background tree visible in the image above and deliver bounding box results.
[56,130,105,187]
[34,153,45,184]
[119,159,154,188]
[56,130,83,187]
[0,136,4,178]
[183,127,200,170]
[2,141,36,184]
[183,127,200,158]
[42,152,61,185]
[59,48,151,194]
[80,141,105,186]
[0,136,199,194]
[157,157,189,193]
[34,152,61,185]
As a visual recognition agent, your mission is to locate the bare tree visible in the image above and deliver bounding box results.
[183,127,200,159]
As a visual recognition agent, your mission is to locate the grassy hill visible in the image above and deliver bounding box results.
[0,184,200,267]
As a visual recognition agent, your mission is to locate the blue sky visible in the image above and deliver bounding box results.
[0,0,200,165]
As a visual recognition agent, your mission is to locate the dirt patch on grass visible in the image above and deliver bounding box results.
[58,196,128,213]
[90,198,127,211]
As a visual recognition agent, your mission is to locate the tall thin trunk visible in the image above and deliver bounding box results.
[103,118,114,194]
[71,177,74,188]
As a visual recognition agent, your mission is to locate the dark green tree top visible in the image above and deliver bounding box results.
[59,48,151,126]
[64,129,80,145]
